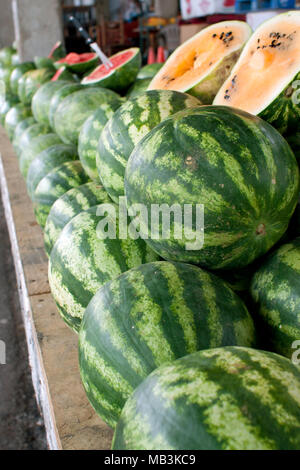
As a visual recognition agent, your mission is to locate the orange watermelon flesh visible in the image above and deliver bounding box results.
[214,12,300,116]
[148,21,252,103]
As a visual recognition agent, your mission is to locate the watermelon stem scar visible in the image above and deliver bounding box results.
[256,223,266,236]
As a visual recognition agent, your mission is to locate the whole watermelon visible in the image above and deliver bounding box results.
[97,90,201,203]
[0,65,14,98]
[13,116,36,154]
[126,78,151,100]
[0,94,19,126]
[125,105,300,270]
[78,100,123,182]
[33,160,89,228]
[0,46,16,67]
[19,133,62,177]
[48,83,83,131]
[4,104,32,140]
[136,63,163,80]
[54,87,123,146]
[31,80,70,126]
[48,205,160,332]
[79,261,255,428]
[44,182,111,256]
[251,237,300,359]
[17,123,50,158]
[26,143,77,199]
[113,346,300,450]
[18,68,54,105]
[10,62,35,96]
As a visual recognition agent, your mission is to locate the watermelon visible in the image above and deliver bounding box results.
[0,65,14,98]
[125,105,299,270]
[48,41,66,61]
[251,237,300,359]
[4,104,32,141]
[31,80,70,126]
[9,62,35,96]
[82,48,141,93]
[26,143,77,199]
[18,68,55,105]
[34,56,56,70]
[55,52,99,75]
[126,78,152,100]
[48,205,160,332]
[113,346,300,450]
[44,182,111,257]
[214,12,300,135]
[13,116,36,154]
[19,133,62,177]
[33,160,90,228]
[48,83,83,131]
[79,261,255,428]
[78,99,123,182]
[17,123,50,158]
[97,90,201,203]
[137,63,163,80]
[11,53,20,66]
[0,94,19,126]
[0,46,16,67]
[54,87,123,146]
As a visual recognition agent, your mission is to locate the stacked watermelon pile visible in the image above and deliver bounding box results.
[1,11,300,450]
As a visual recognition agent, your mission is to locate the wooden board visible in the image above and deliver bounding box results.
[0,126,113,450]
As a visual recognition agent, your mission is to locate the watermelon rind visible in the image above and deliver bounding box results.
[48,83,84,131]
[19,133,62,177]
[137,63,163,80]
[126,78,152,99]
[13,116,36,154]
[10,62,36,96]
[4,104,32,141]
[0,94,19,126]
[31,80,70,126]
[82,47,141,93]
[79,260,255,428]
[18,68,55,105]
[112,346,300,450]
[17,123,50,159]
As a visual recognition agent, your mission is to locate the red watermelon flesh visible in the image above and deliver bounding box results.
[86,50,134,80]
[57,52,96,65]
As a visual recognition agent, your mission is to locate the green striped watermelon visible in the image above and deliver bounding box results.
[17,123,50,158]
[251,237,300,359]
[286,132,300,163]
[113,346,300,450]
[79,261,255,428]
[78,100,123,182]
[125,105,299,270]
[34,56,55,70]
[44,182,111,257]
[97,90,201,203]
[18,68,54,105]
[48,206,160,332]
[0,46,16,67]
[31,80,70,126]
[0,65,14,98]
[54,87,123,146]
[137,63,163,80]
[33,160,89,228]
[26,143,77,199]
[9,62,35,96]
[48,83,83,131]
[0,94,19,126]
[4,104,32,140]
[12,116,36,153]
[19,133,62,177]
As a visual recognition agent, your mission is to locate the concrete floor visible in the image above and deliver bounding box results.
[0,196,47,450]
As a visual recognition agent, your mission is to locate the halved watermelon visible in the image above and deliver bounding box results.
[82,47,141,92]
[148,21,252,104]
[55,52,99,74]
[214,11,300,135]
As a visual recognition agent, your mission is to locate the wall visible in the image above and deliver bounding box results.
[0,0,15,48]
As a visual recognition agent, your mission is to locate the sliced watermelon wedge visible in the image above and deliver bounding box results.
[55,52,99,74]
[51,66,77,82]
[81,47,141,92]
